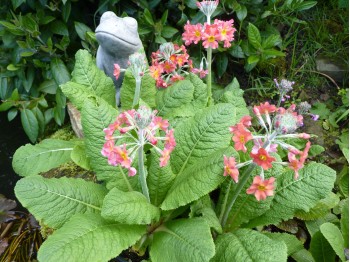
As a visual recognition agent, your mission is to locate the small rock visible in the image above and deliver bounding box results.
[316,54,348,83]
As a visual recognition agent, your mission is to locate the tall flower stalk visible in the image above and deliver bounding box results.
[129,53,148,107]
[182,0,236,103]
[113,52,148,108]
[219,101,312,227]
[101,106,176,202]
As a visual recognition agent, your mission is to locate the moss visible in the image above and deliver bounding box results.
[41,161,96,181]
[256,56,287,77]
[48,125,76,141]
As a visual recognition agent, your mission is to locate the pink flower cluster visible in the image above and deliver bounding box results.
[182,19,236,49]
[224,102,312,201]
[150,43,197,88]
[101,107,176,176]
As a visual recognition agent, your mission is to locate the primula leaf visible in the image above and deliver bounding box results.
[264,232,304,256]
[15,176,107,229]
[156,73,208,119]
[120,69,156,110]
[212,78,243,105]
[190,195,222,233]
[161,147,235,210]
[295,193,339,220]
[245,163,336,227]
[341,198,349,247]
[71,143,91,170]
[156,79,195,118]
[61,82,95,110]
[101,188,160,225]
[291,249,315,262]
[320,222,346,261]
[309,231,336,262]
[305,213,339,237]
[150,218,215,262]
[37,213,146,262]
[13,139,75,177]
[212,229,288,262]
[170,103,237,175]
[81,97,138,190]
[70,49,116,107]
[147,149,176,207]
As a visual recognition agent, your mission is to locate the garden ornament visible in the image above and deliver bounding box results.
[95,11,143,105]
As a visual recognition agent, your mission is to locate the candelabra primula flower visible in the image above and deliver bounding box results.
[246,176,275,201]
[288,141,311,179]
[150,43,196,88]
[182,20,236,49]
[224,100,313,201]
[202,23,220,49]
[102,107,176,175]
[183,21,203,45]
[231,123,253,152]
[250,148,276,170]
[113,63,121,80]
[223,155,239,182]
[215,19,236,48]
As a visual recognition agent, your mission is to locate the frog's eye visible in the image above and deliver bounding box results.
[123,17,137,28]
[100,11,117,23]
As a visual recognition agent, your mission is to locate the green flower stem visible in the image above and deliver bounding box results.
[220,163,256,228]
[206,46,213,105]
[132,78,141,108]
[218,179,232,223]
[138,129,150,202]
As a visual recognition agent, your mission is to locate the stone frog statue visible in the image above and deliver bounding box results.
[95,11,143,105]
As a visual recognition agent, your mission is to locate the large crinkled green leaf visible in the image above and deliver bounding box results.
[101,188,160,225]
[12,139,75,177]
[147,149,176,207]
[305,213,339,237]
[213,78,246,107]
[221,161,283,231]
[295,192,339,220]
[120,69,156,110]
[81,97,138,190]
[156,73,208,119]
[309,231,336,262]
[156,79,195,118]
[70,49,116,107]
[170,103,237,175]
[37,213,146,262]
[150,218,215,262]
[15,176,107,229]
[161,147,235,210]
[60,82,94,110]
[71,142,91,170]
[264,232,304,256]
[211,229,288,262]
[320,222,346,261]
[245,163,336,227]
[190,195,222,233]
[187,73,208,109]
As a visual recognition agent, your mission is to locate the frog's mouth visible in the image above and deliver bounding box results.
[95,31,139,47]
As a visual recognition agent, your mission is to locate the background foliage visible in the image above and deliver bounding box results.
[1,0,348,142]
